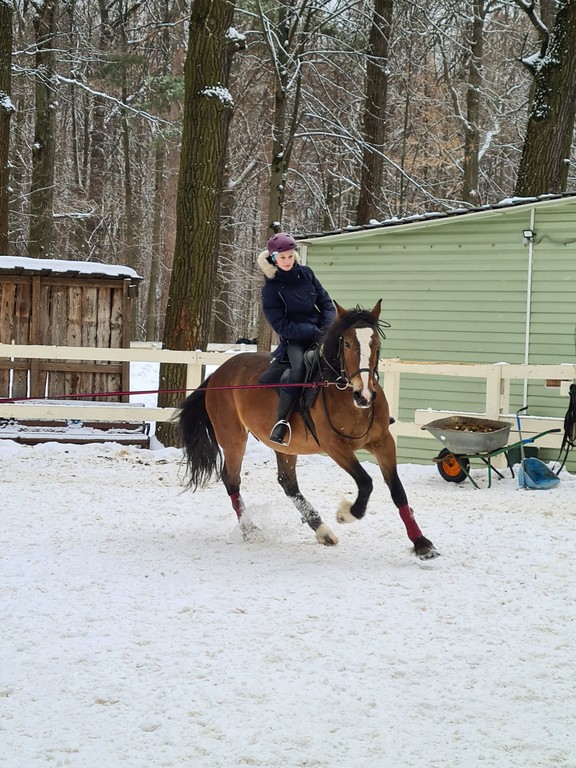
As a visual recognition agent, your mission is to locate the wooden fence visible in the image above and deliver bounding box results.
[0,343,574,451]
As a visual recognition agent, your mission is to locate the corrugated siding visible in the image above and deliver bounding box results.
[307,199,576,470]
[522,203,576,470]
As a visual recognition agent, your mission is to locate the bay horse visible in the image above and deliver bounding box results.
[177,300,438,559]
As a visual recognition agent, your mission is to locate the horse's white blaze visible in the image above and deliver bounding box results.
[355,327,374,402]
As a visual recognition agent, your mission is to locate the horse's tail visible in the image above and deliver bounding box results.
[177,378,223,490]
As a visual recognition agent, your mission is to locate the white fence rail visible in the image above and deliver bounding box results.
[0,343,574,449]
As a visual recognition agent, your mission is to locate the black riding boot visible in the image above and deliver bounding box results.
[269,389,298,445]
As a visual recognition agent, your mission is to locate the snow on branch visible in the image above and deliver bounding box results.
[54,74,172,126]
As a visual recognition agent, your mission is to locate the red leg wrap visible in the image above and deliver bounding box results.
[398,504,422,542]
[230,492,245,521]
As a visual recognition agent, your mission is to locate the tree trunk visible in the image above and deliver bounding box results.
[151,0,187,341]
[266,3,295,230]
[515,0,576,196]
[256,3,306,353]
[210,182,235,343]
[28,0,59,258]
[158,42,186,341]
[146,138,165,341]
[86,0,113,261]
[0,0,14,254]
[462,1,484,205]
[157,0,239,447]
[355,0,393,225]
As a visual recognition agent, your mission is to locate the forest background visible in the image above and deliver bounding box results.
[1,0,575,361]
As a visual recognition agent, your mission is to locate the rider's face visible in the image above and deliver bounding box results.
[275,250,296,271]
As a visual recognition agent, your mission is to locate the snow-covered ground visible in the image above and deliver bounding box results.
[2,363,575,767]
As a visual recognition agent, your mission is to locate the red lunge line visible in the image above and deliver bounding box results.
[0,380,328,405]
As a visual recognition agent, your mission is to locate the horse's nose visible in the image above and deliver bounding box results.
[353,390,371,408]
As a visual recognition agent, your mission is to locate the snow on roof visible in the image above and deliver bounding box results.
[297,192,576,242]
[0,256,143,282]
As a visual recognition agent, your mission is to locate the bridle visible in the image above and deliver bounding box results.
[320,329,380,390]
[317,325,380,440]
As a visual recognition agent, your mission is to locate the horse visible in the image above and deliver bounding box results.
[177,300,439,560]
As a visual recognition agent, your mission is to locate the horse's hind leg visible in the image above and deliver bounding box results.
[212,417,253,534]
[275,452,338,546]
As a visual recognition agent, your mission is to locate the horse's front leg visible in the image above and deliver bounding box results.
[275,452,338,546]
[370,435,439,560]
[330,454,374,524]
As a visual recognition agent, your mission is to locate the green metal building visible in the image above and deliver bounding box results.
[300,194,576,466]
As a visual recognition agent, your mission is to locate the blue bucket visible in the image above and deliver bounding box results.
[518,458,560,490]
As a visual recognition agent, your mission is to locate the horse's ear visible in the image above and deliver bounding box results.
[335,301,348,319]
[371,299,382,319]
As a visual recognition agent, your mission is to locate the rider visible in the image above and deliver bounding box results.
[257,232,336,445]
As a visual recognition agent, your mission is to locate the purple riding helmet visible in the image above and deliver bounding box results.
[267,232,296,258]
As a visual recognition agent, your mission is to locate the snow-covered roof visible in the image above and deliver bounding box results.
[298,192,576,242]
[0,256,143,282]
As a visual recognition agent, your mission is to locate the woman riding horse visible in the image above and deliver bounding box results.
[258,232,335,445]
[177,299,439,560]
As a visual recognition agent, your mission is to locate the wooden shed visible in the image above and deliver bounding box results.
[300,193,576,465]
[0,256,142,403]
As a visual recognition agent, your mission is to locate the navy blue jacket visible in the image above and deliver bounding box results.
[261,263,335,361]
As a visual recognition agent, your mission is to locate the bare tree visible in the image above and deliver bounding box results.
[515,0,576,195]
[461,0,485,205]
[4,0,574,344]
[434,1,493,206]
[0,0,14,253]
[145,1,187,342]
[28,0,59,257]
[156,0,242,446]
[253,0,370,349]
[355,0,393,224]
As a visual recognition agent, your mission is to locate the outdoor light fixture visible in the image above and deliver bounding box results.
[522,229,536,245]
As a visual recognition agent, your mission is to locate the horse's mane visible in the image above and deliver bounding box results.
[322,305,389,362]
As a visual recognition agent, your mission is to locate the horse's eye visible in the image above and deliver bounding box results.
[344,341,351,349]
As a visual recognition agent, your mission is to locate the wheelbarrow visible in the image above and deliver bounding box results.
[421,414,561,489]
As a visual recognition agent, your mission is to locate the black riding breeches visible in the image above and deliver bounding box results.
[282,341,308,396]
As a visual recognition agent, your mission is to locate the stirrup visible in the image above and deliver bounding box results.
[269,419,291,446]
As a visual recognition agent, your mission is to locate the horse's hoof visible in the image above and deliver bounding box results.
[336,500,355,524]
[418,547,440,560]
[315,523,338,546]
[414,536,440,560]
[240,519,265,542]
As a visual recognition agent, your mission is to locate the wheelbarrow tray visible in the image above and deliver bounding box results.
[422,415,512,455]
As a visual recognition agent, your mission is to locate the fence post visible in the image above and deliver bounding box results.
[485,365,504,419]
[381,360,400,420]
[184,354,202,396]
